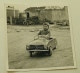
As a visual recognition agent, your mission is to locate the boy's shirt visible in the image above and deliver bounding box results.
[38,30,50,35]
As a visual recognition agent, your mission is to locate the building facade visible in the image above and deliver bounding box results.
[6,6,19,24]
[25,6,69,25]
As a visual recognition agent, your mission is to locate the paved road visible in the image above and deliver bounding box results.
[7,25,74,69]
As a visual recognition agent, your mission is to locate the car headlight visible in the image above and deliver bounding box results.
[44,45,47,49]
[26,45,29,50]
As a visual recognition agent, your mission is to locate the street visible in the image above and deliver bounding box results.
[7,25,74,69]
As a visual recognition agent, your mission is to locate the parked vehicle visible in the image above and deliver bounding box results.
[56,20,69,26]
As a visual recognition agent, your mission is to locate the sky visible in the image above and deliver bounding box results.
[6,4,64,12]
[6,4,29,12]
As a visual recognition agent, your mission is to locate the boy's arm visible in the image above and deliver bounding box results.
[39,31,51,39]
[46,31,51,39]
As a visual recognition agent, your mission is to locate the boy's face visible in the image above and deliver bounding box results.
[43,25,49,30]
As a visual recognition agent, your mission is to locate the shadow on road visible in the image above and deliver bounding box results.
[30,52,52,58]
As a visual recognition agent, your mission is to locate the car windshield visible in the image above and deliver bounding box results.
[34,35,46,40]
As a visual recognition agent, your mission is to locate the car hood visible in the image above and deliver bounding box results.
[29,38,49,46]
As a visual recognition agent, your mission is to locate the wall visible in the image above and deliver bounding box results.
[39,6,69,22]
[52,6,69,21]
[7,9,14,17]
[15,10,19,18]
[39,9,52,21]
[26,11,38,18]
[7,9,19,18]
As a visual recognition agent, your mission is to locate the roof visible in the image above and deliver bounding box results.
[24,6,66,12]
[25,6,45,12]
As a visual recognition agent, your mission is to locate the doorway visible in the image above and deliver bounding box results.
[27,12,30,18]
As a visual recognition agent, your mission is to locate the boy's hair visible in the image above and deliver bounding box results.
[43,22,49,28]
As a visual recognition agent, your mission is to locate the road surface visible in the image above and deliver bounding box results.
[7,25,74,69]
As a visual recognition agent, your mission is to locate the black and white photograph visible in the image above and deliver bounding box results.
[6,4,76,71]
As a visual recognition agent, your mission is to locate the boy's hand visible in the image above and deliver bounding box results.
[38,35,49,39]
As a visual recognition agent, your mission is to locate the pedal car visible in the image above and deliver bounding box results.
[26,35,57,57]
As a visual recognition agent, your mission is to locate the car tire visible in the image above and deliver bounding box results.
[54,47,56,50]
[30,51,32,57]
[53,39,57,50]
[48,47,52,56]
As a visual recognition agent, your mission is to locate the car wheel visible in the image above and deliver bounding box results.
[53,39,57,50]
[30,51,32,57]
[54,38,57,45]
[48,47,52,56]
[54,47,56,50]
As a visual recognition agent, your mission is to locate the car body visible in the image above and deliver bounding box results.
[26,36,57,57]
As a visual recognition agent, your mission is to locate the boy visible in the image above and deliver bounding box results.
[38,22,51,39]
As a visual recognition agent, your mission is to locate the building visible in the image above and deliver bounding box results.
[25,7,45,19]
[25,6,69,25]
[6,6,19,24]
